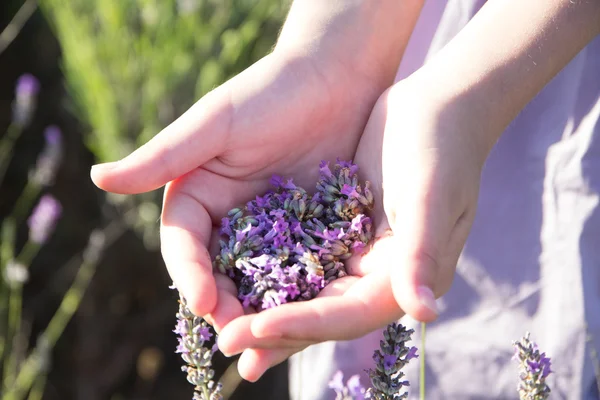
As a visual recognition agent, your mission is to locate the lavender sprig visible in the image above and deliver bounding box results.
[513,332,552,400]
[329,371,367,400]
[12,74,40,127]
[366,323,418,400]
[174,293,222,400]
[213,160,374,310]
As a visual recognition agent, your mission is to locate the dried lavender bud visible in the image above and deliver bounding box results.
[214,159,374,310]
[30,126,63,186]
[365,323,418,400]
[513,332,552,400]
[174,293,222,400]
[27,195,62,244]
[329,371,367,400]
[13,74,40,127]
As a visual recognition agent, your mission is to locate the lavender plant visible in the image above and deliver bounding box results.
[366,323,418,400]
[0,74,113,400]
[329,370,367,400]
[328,323,418,400]
[174,294,222,400]
[512,332,553,400]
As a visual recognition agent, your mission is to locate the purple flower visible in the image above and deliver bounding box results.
[213,160,374,313]
[328,371,366,400]
[28,195,62,244]
[13,74,40,126]
[406,346,418,361]
[341,184,359,199]
[193,325,213,341]
[328,370,345,393]
[319,160,333,179]
[513,332,552,399]
[383,354,397,371]
[366,323,417,399]
[347,375,366,399]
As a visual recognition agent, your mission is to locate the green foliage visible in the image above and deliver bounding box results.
[40,0,289,163]
[39,0,289,248]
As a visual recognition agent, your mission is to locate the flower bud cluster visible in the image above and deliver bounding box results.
[513,332,552,400]
[174,294,222,400]
[27,195,62,245]
[329,370,367,400]
[214,160,373,310]
[13,74,40,127]
[366,323,418,400]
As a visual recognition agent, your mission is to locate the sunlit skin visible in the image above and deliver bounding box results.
[92,0,600,382]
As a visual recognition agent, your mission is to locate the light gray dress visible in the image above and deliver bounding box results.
[289,1,600,399]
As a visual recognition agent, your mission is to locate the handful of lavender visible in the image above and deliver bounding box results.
[213,159,374,310]
[175,160,374,398]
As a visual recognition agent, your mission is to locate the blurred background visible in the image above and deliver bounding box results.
[0,0,291,398]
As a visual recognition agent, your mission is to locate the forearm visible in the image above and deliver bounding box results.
[414,0,600,158]
[275,0,425,87]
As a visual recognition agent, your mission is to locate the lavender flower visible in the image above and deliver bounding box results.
[513,332,552,400]
[365,323,418,400]
[27,195,62,244]
[329,371,367,400]
[30,126,63,186]
[174,293,222,400]
[213,160,374,310]
[13,74,40,127]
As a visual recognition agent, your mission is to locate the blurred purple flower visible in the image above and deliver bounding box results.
[513,333,552,399]
[27,195,62,244]
[13,74,40,126]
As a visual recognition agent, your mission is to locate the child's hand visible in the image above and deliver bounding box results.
[216,77,486,380]
[90,44,402,333]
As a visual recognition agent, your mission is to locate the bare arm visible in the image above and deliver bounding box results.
[275,0,425,89]
[412,0,600,159]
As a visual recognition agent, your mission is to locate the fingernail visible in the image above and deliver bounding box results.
[416,285,438,316]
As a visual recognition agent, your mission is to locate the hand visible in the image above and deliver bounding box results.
[90,45,400,375]
[216,77,486,379]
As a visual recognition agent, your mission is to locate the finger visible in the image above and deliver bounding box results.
[387,165,472,322]
[218,314,314,356]
[250,271,403,342]
[204,274,244,333]
[90,84,230,194]
[161,180,216,316]
[237,346,305,383]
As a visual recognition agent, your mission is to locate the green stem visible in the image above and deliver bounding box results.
[25,371,47,400]
[420,322,426,400]
[3,220,124,399]
[0,218,17,362]
[3,241,40,391]
[0,124,23,185]
[11,180,42,224]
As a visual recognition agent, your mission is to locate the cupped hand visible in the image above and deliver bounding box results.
[216,77,487,380]
[90,48,390,354]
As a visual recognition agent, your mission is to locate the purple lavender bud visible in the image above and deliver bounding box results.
[13,74,40,126]
[27,195,62,244]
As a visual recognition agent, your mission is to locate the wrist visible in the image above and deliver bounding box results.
[274,0,424,88]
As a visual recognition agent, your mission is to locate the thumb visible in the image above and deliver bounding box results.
[388,186,460,323]
[90,87,229,194]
